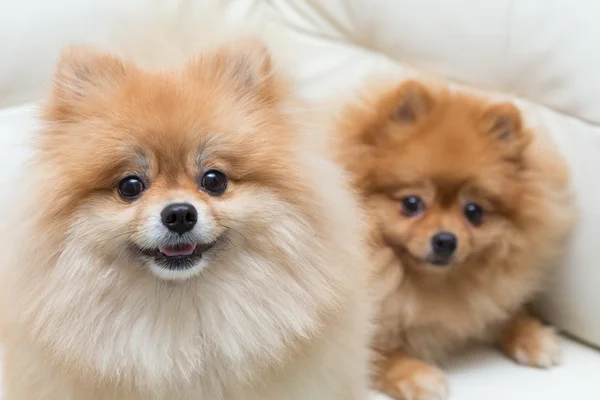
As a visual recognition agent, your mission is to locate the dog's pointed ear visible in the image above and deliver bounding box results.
[482,102,524,141]
[392,80,434,123]
[48,46,127,120]
[225,38,273,88]
[189,37,276,97]
[481,102,531,158]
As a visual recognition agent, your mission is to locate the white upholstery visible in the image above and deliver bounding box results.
[0,1,599,399]
[374,338,600,400]
[266,0,600,124]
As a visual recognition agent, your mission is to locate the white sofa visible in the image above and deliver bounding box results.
[0,0,599,399]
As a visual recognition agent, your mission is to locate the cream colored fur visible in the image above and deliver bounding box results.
[0,5,372,398]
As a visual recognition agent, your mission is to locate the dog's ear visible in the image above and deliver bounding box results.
[391,80,434,123]
[48,46,127,120]
[481,102,531,157]
[481,103,524,141]
[224,37,273,89]
[189,37,277,99]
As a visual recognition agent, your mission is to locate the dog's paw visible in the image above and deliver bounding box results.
[501,316,562,369]
[383,358,449,400]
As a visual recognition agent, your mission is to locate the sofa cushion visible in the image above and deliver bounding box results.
[265,0,600,125]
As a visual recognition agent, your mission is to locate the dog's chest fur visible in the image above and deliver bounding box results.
[370,245,543,362]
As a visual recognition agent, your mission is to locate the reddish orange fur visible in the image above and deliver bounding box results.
[336,80,575,399]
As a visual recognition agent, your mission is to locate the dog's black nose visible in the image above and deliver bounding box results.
[431,231,457,258]
[161,203,197,235]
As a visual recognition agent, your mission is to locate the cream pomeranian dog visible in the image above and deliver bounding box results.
[0,38,372,399]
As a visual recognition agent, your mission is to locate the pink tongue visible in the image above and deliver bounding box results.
[159,243,197,257]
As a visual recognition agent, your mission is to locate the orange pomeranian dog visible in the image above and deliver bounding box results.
[336,80,575,400]
[0,40,372,400]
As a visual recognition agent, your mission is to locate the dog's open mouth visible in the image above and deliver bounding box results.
[158,243,197,257]
[136,241,216,270]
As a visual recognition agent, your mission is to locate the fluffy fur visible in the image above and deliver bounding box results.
[335,80,575,400]
[0,40,372,400]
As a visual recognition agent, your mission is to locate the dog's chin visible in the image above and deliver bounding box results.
[408,254,454,270]
[424,255,454,269]
[132,240,219,281]
[148,258,209,281]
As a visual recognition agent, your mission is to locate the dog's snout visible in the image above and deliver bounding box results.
[431,231,457,258]
[161,203,198,235]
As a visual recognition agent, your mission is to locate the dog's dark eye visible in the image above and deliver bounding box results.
[118,176,145,199]
[464,203,484,226]
[401,196,425,216]
[201,170,228,195]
